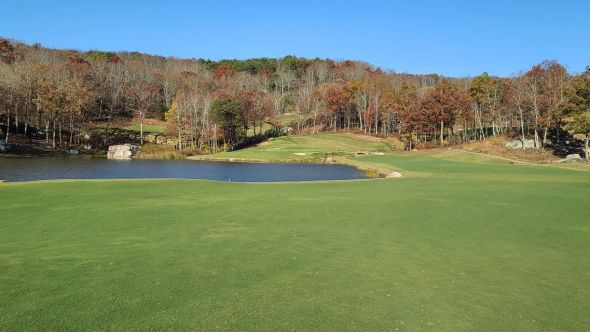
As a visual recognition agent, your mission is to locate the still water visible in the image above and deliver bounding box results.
[0,157,368,182]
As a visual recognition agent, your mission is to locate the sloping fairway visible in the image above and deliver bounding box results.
[1,153,590,330]
[194,133,388,161]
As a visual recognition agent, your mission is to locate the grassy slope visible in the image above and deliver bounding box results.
[123,124,165,134]
[192,133,388,162]
[1,153,590,331]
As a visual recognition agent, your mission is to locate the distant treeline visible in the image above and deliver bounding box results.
[0,37,589,153]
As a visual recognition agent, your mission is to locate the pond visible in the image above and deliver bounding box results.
[0,157,369,182]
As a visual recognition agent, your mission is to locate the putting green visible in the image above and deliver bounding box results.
[192,133,389,162]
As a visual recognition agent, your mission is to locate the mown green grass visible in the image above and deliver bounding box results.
[123,124,165,134]
[197,133,388,161]
[1,152,589,331]
[93,124,165,135]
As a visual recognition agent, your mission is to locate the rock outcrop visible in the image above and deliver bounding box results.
[505,139,536,149]
[557,153,582,163]
[107,144,140,160]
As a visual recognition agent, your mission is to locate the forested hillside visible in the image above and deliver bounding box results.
[1,38,589,156]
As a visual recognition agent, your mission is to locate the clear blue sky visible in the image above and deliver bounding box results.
[2,0,589,77]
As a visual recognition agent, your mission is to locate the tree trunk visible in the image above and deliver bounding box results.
[333,115,336,132]
[518,106,525,141]
[542,126,549,147]
[357,110,363,131]
[585,135,589,162]
[58,120,62,146]
[52,118,56,149]
[4,109,10,144]
[177,111,182,150]
[98,99,103,119]
[533,105,540,148]
[14,107,19,133]
[69,114,74,148]
[440,120,444,147]
[139,111,144,145]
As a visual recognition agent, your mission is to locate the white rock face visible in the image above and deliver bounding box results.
[505,139,536,149]
[387,172,402,178]
[558,153,582,163]
[107,144,140,160]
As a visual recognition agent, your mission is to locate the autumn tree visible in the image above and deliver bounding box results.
[470,72,505,139]
[321,81,352,131]
[540,61,568,143]
[565,72,590,160]
[0,38,16,64]
[422,79,470,145]
[508,75,529,141]
[128,80,157,144]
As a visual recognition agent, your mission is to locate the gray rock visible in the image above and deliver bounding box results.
[155,136,167,144]
[325,155,336,163]
[505,139,536,149]
[387,172,402,178]
[558,153,582,163]
[505,140,523,149]
[107,144,140,160]
[522,139,536,149]
[566,153,582,160]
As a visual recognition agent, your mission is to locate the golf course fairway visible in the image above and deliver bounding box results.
[1,152,589,331]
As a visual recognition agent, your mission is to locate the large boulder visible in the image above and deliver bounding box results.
[107,144,140,160]
[155,135,167,145]
[523,139,536,149]
[145,134,157,144]
[505,139,536,149]
[557,153,582,163]
[505,140,523,149]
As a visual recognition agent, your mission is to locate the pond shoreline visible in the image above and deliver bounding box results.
[188,155,393,178]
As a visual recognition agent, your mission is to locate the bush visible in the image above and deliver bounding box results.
[264,127,284,138]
